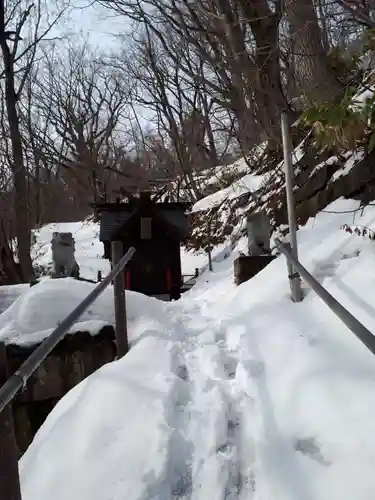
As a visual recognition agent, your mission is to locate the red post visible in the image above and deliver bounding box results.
[125,270,130,289]
[0,342,22,500]
[166,268,172,291]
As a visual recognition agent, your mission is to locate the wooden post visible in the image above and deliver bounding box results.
[0,342,22,500]
[111,241,129,358]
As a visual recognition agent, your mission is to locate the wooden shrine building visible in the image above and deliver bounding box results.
[94,193,191,300]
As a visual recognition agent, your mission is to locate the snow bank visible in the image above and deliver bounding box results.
[192,173,267,213]
[0,278,169,347]
[20,335,180,500]
[19,197,375,500]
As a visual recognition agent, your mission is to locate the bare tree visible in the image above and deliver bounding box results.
[97,0,282,148]
[0,0,70,281]
[284,0,344,104]
[123,28,216,199]
[338,0,375,28]
[30,42,131,209]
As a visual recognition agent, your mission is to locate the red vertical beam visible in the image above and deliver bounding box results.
[166,268,172,291]
[125,270,130,289]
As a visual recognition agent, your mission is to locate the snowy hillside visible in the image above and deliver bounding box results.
[12,197,375,500]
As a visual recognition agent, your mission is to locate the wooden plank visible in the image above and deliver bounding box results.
[111,241,129,358]
[0,342,22,500]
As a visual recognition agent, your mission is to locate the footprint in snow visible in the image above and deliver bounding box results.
[241,359,265,379]
[223,355,238,379]
[176,364,189,382]
[299,331,318,347]
[214,327,227,345]
[241,470,256,494]
[227,417,240,434]
[171,467,192,499]
[312,260,338,284]
[341,250,361,260]
[293,437,331,466]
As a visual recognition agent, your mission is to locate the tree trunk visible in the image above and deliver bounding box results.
[284,0,343,104]
[35,162,42,227]
[241,0,288,145]
[0,220,23,285]
[0,5,34,282]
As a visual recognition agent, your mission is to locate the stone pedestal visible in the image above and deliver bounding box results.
[234,255,276,286]
[6,325,116,455]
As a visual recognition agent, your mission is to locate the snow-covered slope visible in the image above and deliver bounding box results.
[17,197,375,500]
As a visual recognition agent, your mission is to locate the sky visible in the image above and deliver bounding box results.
[58,1,154,125]
[62,1,129,50]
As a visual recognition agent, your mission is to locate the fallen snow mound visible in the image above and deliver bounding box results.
[20,198,375,500]
[0,278,168,347]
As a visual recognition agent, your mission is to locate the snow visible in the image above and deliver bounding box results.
[180,243,232,275]
[291,138,307,166]
[310,155,339,177]
[330,149,365,182]
[31,221,110,282]
[351,71,375,110]
[12,196,375,500]
[360,53,375,71]
[0,278,168,347]
[192,173,267,213]
[355,88,373,106]
[0,284,29,315]
[331,149,365,182]
[171,142,267,204]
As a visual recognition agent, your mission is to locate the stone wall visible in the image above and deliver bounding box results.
[295,150,375,224]
[255,143,375,229]
[6,325,116,455]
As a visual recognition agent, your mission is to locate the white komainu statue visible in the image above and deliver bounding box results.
[51,232,80,278]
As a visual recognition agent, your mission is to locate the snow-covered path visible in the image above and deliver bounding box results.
[134,289,344,500]
[159,307,322,500]
[140,304,257,500]
[12,198,375,500]
[162,282,375,500]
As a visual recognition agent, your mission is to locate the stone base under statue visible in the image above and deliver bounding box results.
[234,255,276,286]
